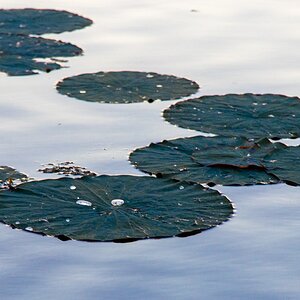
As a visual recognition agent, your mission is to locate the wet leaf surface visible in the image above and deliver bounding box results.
[129,136,278,186]
[0,9,92,35]
[0,175,233,242]
[0,166,28,189]
[0,33,82,75]
[191,138,277,168]
[163,94,300,139]
[263,144,300,185]
[0,166,27,183]
[56,71,199,103]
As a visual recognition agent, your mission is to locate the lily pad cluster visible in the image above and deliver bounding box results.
[0,9,92,76]
[56,71,199,103]
[131,134,300,186]
[4,9,299,243]
[0,8,228,242]
[130,136,285,186]
[130,93,300,186]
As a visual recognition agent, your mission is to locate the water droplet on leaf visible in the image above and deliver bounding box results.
[111,199,125,206]
[76,200,92,206]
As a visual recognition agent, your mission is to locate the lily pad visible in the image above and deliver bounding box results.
[0,166,28,189]
[0,175,233,242]
[263,144,300,185]
[0,166,27,182]
[129,136,279,186]
[0,9,92,35]
[56,71,199,103]
[0,33,83,75]
[191,138,278,168]
[163,94,300,139]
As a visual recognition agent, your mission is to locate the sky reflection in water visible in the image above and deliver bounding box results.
[0,0,300,299]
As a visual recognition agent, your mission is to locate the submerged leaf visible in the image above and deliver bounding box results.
[0,9,92,35]
[0,33,82,76]
[56,71,199,103]
[129,136,279,186]
[163,94,300,139]
[0,175,233,242]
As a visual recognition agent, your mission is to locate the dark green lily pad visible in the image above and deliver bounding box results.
[0,33,82,75]
[0,166,28,189]
[0,9,92,35]
[163,94,300,139]
[129,136,279,186]
[0,166,27,182]
[263,144,300,185]
[192,138,278,168]
[0,175,233,242]
[0,54,61,76]
[56,71,199,103]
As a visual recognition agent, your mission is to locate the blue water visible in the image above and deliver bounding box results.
[0,1,300,299]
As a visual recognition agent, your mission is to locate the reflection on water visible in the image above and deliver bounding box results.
[0,0,300,299]
[1,184,299,299]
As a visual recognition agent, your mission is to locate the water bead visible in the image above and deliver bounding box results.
[111,199,125,206]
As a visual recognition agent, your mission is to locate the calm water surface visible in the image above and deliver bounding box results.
[0,1,299,299]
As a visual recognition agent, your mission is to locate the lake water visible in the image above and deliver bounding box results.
[0,1,299,299]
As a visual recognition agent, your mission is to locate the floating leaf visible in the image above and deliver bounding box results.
[0,166,28,189]
[56,71,199,103]
[163,94,300,139]
[129,136,279,186]
[0,175,233,242]
[263,144,300,185]
[0,33,83,76]
[192,138,277,168]
[0,55,61,76]
[0,166,27,183]
[0,9,92,35]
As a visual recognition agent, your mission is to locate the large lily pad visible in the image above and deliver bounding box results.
[163,94,300,139]
[263,145,300,185]
[56,71,199,103]
[0,33,82,75]
[0,9,92,35]
[129,136,279,186]
[0,175,233,242]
